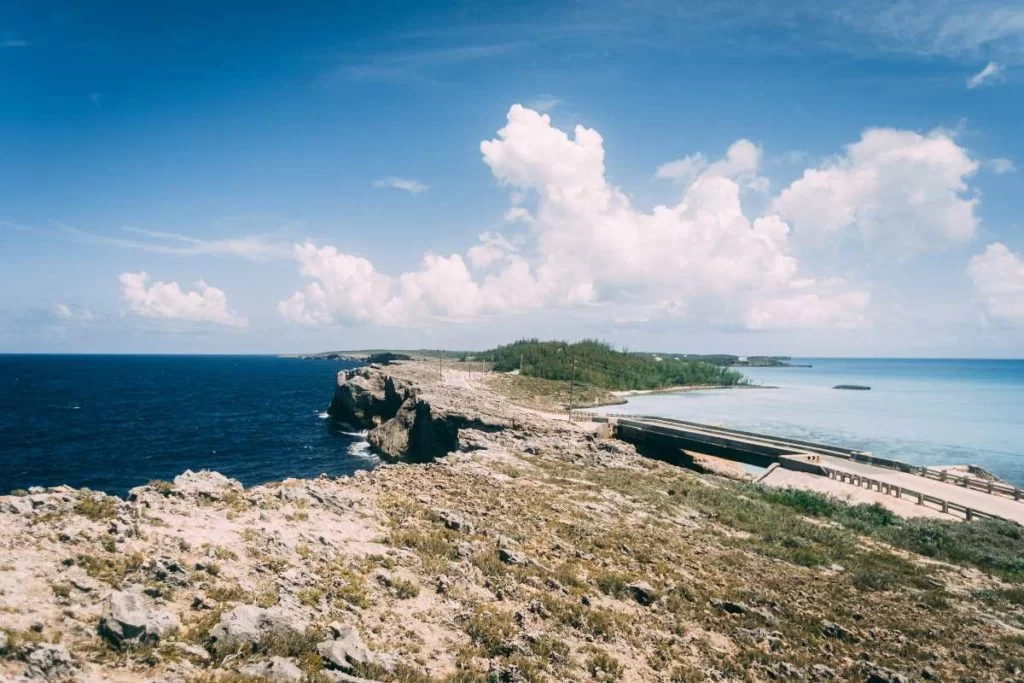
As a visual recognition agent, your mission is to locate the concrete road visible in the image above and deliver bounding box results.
[819,455,1024,524]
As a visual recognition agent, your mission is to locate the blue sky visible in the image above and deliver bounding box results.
[1,0,1022,356]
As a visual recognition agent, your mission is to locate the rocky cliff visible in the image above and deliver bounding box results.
[328,366,507,462]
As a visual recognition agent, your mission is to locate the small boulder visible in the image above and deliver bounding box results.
[810,664,836,680]
[210,605,309,653]
[498,547,527,566]
[820,619,857,642]
[172,470,244,501]
[318,623,389,673]
[3,497,33,516]
[626,581,657,606]
[0,630,9,654]
[439,511,473,534]
[98,591,180,647]
[858,661,908,683]
[146,556,190,587]
[23,642,78,680]
[239,656,304,682]
[710,598,748,615]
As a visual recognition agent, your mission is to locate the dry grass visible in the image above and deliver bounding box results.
[482,373,625,411]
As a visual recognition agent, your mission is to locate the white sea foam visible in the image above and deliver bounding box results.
[317,411,329,419]
[347,439,376,460]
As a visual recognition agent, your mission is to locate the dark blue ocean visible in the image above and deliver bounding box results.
[0,355,374,496]
[598,358,1024,487]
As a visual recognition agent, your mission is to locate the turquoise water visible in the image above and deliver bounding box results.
[597,358,1024,486]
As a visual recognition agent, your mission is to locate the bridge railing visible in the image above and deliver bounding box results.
[823,468,999,521]
[589,413,1024,503]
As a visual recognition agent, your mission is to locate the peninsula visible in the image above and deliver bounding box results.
[1,360,1021,682]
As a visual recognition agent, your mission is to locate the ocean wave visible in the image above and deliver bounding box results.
[346,440,376,460]
[317,411,329,420]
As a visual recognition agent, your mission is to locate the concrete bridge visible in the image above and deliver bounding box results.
[597,414,1024,525]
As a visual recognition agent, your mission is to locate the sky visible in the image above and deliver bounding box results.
[1,0,1023,357]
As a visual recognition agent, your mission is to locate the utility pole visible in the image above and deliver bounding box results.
[567,353,576,422]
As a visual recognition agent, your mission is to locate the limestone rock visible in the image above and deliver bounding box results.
[22,642,78,681]
[499,547,528,566]
[858,661,908,683]
[171,469,243,501]
[440,511,473,533]
[711,598,748,615]
[210,605,309,652]
[626,581,657,606]
[810,664,836,680]
[98,590,180,647]
[3,497,33,516]
[318,623,390,673]
[820,619,858,642]
[239,656,305,682]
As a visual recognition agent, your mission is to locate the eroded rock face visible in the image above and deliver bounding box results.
[97,591,180,648]
[330,366,505,462]
[328,367,410,428]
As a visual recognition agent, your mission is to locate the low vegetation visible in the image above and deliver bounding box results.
[480,338,746,390]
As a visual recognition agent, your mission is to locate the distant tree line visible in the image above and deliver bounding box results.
[479,339,747,390]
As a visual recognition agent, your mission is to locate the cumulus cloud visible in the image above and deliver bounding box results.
[967,61,1003,88]
[373,177,429,194]
[656,139,768,192]
[967,243,1024,325]
[280,105,868,331]
[771,127,979,251]
[120,272,246,327]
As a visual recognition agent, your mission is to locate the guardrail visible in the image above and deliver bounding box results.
[824,468,998,521]
[588,413,1024,504]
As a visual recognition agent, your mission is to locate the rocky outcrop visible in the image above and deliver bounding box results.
[329,366,506,462]
[97,590,180,647]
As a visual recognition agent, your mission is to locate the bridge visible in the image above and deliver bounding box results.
[595,414,1024,525]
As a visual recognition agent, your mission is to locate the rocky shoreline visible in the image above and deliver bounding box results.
[2,361,1022,682]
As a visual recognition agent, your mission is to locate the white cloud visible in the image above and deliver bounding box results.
[967,243,1024,325]
[120,272,247,327]
[771,127,979,251]
[966,61,1004,88]
[987,157,1016,174]
[466,232,518,269]
[656,139,768,192]
[52,303,94,323]
[64,225,290,261]
[280,105,867,331]
[372,177,429,194]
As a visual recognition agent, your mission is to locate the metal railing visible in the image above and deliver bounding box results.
[824,468,998,521]
[590,413,1024,504]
